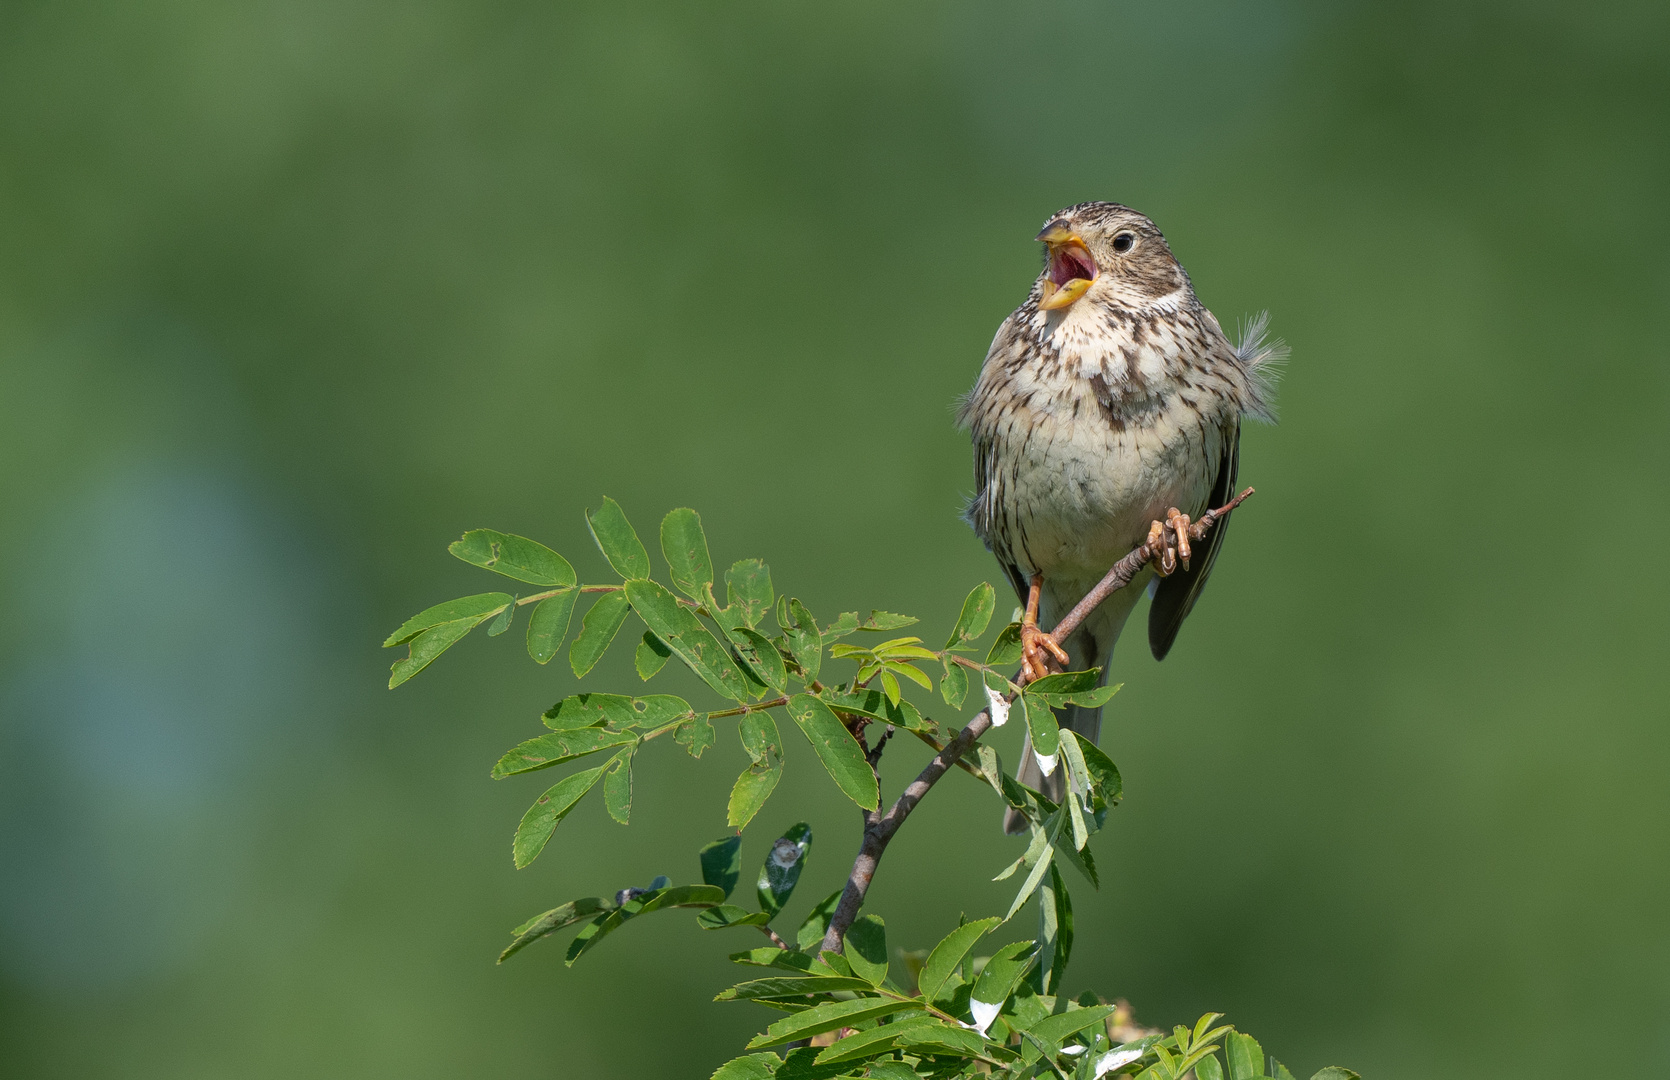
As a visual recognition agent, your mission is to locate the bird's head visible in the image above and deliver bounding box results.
[1033,203,1189,312]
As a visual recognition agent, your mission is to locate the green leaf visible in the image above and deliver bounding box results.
[946,582,996,648]
[526,589,578,664]
[629,694,694,727]
[1034,862,1073,995]
[603,745,635,823]
[1004,812,1064,921]
[659,507,714,601]
[699,835,744,898]
[757,822,812,917]
[387,618,479,688]
[676,713,716,758]
[795,889,843,951]
[842,914,887,986]
[970,939,1038,1015]
[449,529,576,587]
[564,883,727,965]
[730,947,822,973]
[820,689,935,734]
[778,1046,870,1080]
[569,591,631,677]
[940,660,969,708]
[1074,735,1123,812]
[739,711,782,764]
[709,1053,783,1080]
[745,997,924,1049]
[1196,1055,1225,1080]
[985,622,1023,667]
[586,497,651,580]
[697,905,774,930]
[725,559,774,628]
[1309,1070,1360,1080]
[497,896,614,962]
[815,1013,940,1064]
[820,611,860,641]
[635,630,672,679]
[716,975,878,1001]
[1021,688,1061,760]
[1021,1004,1115,1047]
[733,626,789,694]
[383,592,514,646]
[512,763,609,868]
[777,598,822,684]
[491,727,637,778]
[894,1022,999,1059]
[854,611,918,632]
[728,760,782,829]
[625,578,751,700]
[543,693,631,730]
[879,668,900,707]
[486,596,518,636]
[1058,733,1093,851]
[1026,669,1119,709]
[1270,1060,1298,1080]
[1225,1033,1265,1080]
[917,916,1001,1004]
[787,695,880,811]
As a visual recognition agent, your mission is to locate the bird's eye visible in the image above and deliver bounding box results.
[1112,232,1135,253]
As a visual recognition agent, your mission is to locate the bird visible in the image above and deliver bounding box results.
[958,202,1282,834]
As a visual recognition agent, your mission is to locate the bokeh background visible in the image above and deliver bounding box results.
[2,1,1666,1076]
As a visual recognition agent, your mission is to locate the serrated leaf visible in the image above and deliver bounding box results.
[626,578,751,700]
[543,692,633,730]
[486,596,518,636]
[586,497,650,579]
[918,916,1000,1004]
[563,883,727,965]
[603,745,635,823]
[635,630,672,679]
[985,622,1023,667]
[757,822,812,916]
[697,904,775,929]
[843,914,887,986]
[778,598,822,684]
[733,626,789,694]
[878,669,900,706]
[569,591,630,677]
[815,1013,941,1064]
[728,760,782,829]
[970,939,1038,1014]
[895,1022,999,1059]
[745,997,923,1050]
[946,582,996,648]
[1022,1004,1114,1048]
[787,695,879,811]
[883,660,933,691]
[497,896,615,962]
[1034,862,1073,995]
[1270,1060,1298,1080]
[1021,689,1061,760]
[729,947,822,972]
[1224,1033,1265,1080]
[676,713,717,758]
[491,727,637,778]
[739,711,781,764]
[700,834,743,898]
[659,507,713,601]
[820,611,860,641]
[512,764,609,868]
[854,610,918,632]
[796,888,843,951]
[820,689,936,735]
[387,618,478,688]
[716,975,878,1001]
[939,660,969,708]
[526,589,578,664]
[449,529,576,587]
[1074,735,1123,812]
[1004,812,1063,921]
[1309,1070,1360,1080]
[725,559,774,628]
[709,1053,783,1080]
[1195,1055,1225,1080]
[384,592,514,647]
[629,694,694,727]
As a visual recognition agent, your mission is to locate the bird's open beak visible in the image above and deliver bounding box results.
[1035,220,1098,311]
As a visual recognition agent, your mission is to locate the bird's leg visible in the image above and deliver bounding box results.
[1020,573,1070,682]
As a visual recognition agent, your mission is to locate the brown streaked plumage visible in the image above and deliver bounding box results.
[958,202,1282,834]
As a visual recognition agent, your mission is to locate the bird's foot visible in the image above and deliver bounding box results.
[1020,621,1070,682]
[1146,508,1194,577]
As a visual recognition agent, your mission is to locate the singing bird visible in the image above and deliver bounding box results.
[959,203,1281,833]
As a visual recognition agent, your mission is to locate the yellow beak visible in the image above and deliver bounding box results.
[1035,221,1097,311]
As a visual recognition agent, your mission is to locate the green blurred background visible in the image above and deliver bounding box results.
[2,1,1666,1076]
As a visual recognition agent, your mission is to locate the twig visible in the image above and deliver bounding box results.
[757,924,791,951]
[818,489,1253,953]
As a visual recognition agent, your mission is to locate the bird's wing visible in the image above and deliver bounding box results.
[1147,420,1240,660]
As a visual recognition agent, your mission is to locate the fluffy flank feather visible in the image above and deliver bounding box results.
[1233,310,1287,423]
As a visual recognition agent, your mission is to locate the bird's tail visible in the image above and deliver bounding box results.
[1002,624,1108,835]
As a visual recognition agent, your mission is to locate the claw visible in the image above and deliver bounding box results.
[1020,573,1068,681]
[1146,519,1169,576]
[1166,508,1192,570]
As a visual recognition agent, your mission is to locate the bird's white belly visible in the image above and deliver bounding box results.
[997,374,1221,581]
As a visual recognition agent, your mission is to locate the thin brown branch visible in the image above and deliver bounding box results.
[818,489,1253,953]
[757,923,791,951]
